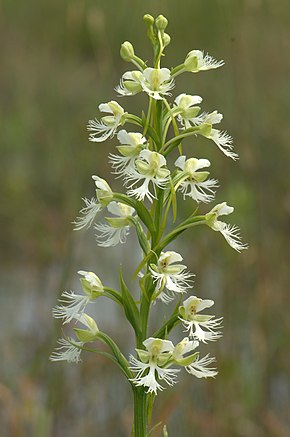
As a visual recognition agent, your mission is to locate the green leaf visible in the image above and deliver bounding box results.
[119,268,142,336]
[169,177,177,223]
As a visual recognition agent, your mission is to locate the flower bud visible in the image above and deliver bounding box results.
[143,14,154,26]
[155,15,168,31]
[120,41,135,62]
[162,33,171,47]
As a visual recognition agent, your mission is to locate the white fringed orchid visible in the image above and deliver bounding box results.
[49,338,84,363]
[73,176,113,230]
[125,150,170,202]
[206,202,248,252]
[129,338,179,394]
[149,251,194,303]
[94,201,135,247]
[117,68,174,100]
[174,155,218,203]
[179,296,223,343]
[199,123,238,160]
[184,50,224,73]
[87,101,127,142]
[52,271,103,324]
[174,94,203,129]
[109,130,147,176]
[173,337,217,378]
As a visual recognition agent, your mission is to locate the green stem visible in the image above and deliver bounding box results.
[133,388,148,436]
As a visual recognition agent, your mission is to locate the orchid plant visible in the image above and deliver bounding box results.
[50,14,247,436]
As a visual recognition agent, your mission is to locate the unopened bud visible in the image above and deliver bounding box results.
[120,41,135,62]
[162,33,171,47]
[156,15,168,31]
[143,14,154,26]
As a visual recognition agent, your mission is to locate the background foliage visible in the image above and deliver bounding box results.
[1,0,290,435]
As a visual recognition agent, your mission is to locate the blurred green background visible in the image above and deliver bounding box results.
[1,0,290,436]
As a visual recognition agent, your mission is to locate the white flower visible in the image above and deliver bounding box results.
[125,150,170,202]
[87,101,127,142]
[52,291,92,324]
[184,50,224,73]
[78,270,104,293]
[129,338,179,394]
[73,197,102,230]
[109,130,147,176]
[174,94,203,129]
[49,338,83,363]
[149,251,194,303]
[117,68,175,100]
[52,271,103,324]
[186,354,218,378]
[73,176,113,230]
[172,337,199,363]
[206,202,248,252]
[179,296,223,343]
[175,156,218,203]
[94,201,135,247]
[199,124,238,160]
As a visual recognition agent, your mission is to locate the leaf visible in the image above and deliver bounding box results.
[119,268,141,336]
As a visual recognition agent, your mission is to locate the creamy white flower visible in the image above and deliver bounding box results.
[206,202,248,252]
[49,338,83,363]
[172,337,199,363]
[174,94,203,129]
[53,271,103,324]
[186,353,218,378]
[73,197,102,230]
[52,291,92,324]
[94,201,135,247]
[175,156,218,203]
[129,338,179,394]
[117,68,175,100]
[179,296,223,343]
[77,270,104,292]
[149,251,194,303]
[125,150,170,202]
[199,125,238,160]
[73,176,113,230]
[184,50,224,73]
[87,101,127,142]
[109,130,147,176]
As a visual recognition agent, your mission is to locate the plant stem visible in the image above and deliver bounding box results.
[133,388,148,436]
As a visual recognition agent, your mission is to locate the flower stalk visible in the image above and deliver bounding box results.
[50,13,247,436]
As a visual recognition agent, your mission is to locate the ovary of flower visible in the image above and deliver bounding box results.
[129,338,179,394]
[149,251,194,303]
[179,295,223,343]
[94,201,135,247]
[184,50,224,73]
[125,150,170,202]
[109,129,147,176]
[87,101,127,142]
[175,156,219,203]
[206,202,248,252]
[174,94,203,129]
[116,68,175,100]
[199,124,239,160]
[49,338,84,363]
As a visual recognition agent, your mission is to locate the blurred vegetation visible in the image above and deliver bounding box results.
[1,0,290,436]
